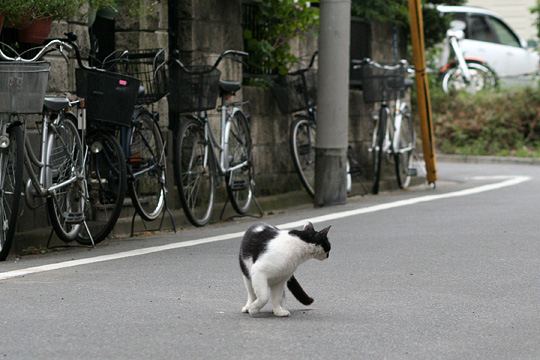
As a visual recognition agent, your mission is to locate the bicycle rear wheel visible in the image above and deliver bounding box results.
[128,111,166,221]
[394,106,415,189]
[290,116,316,197]
[372,106,387,195]
[46,114,85,242]
[225,110,253,215]
[0,122,23,261]
[78,131,127,245]
[173,117,215,227]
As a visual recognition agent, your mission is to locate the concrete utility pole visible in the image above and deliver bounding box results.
[315,0,351,206]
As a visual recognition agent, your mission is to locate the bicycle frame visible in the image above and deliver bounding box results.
[374,95,412,157]
[24,112,79,197]
[199,100,248,176]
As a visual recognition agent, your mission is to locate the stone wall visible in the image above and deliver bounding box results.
[12,1,418,253]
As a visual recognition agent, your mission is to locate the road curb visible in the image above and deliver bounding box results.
[436,154,540,165]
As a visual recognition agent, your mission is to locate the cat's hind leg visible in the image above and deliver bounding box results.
[241,276,256,313]
[247,273,270,316]
[270,282,290,317]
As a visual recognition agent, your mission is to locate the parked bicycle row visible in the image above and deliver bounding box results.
[0,33,253,260]
[273,52,420,198]
[0,34,419,261]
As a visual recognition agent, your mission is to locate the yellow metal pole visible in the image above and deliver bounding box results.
[408,0,437,184]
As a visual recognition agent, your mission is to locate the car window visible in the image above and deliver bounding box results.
[485,16,521,47]
[467,14,498,43]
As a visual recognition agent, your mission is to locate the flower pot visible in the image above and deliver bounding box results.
[17,17,53,45]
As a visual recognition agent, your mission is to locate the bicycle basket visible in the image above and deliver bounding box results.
[0,62,50,114]
[111,49,168,105]
[76,68,140,128]
[271,70,317,114]
[169,65,221,113]
[360,64,405,103]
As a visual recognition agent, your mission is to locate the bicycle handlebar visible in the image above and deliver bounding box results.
[172,49,249,74]
[0,39,74,62]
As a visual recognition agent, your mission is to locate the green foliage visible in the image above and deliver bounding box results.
[0,0,83,23]
[351,0,466,49]
[0,0,155,24]
[243,0,319,75]
[432,88,540,157]
[530,0,540,39]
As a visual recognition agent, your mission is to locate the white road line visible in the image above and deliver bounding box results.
[0,175,530,281]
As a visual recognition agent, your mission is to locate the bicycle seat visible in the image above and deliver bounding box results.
[219,80,241,95]
[43,97,70,112]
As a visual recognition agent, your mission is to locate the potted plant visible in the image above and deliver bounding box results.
[0,1,26,35]
[17,0,82,44]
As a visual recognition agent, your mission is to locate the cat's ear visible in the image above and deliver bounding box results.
[303,222,315,232]
[318,225,331,236]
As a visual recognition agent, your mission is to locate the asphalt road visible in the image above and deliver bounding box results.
[1,161,539,360]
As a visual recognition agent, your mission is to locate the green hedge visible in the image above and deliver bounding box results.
[432,88,540,157]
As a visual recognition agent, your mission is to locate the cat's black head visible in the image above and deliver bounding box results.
[290,222,332,260]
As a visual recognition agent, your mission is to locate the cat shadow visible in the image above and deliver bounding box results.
[245,308,315,319]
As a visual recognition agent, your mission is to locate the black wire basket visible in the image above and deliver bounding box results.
[271,70,317,114]
[360,64,406,103]
[112,49,168,105]
[169,65,221,113]
[75,68,141,128]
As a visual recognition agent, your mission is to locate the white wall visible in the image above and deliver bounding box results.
[467,0,537,40]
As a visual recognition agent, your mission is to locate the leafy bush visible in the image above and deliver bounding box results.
[351,0,466,49]
[432,88,540,157]
[243,0,319,75]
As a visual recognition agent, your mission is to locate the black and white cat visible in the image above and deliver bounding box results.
[239,221,331,317]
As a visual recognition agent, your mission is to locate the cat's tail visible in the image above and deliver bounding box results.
[287,275,314,305]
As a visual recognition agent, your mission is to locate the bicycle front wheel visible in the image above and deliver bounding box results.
[78,131,127,246]
[173,117,215,227]
[128,111,166,221]
[225,111,253,215]
[0,123,23,261]
[394,106,415,189]
[46,114,85,242]
[290,116,316,197]
[372,107,387,195]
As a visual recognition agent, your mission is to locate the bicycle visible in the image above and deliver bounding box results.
[100,48,170,225]
[58,33,141,246]
[171,50,254,227]
[439,19,497,94]
[353,58,417,194]
[272,52,354,198]
[0,39,87,260]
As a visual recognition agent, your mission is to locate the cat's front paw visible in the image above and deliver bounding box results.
[273,308,290,317]
[241,305,250,313]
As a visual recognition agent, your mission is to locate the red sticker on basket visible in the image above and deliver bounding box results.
[119,79,127,86]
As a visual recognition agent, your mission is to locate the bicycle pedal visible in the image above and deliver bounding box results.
[230,180,248,191]
[408,168,418,177]
[63,212,84,224]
